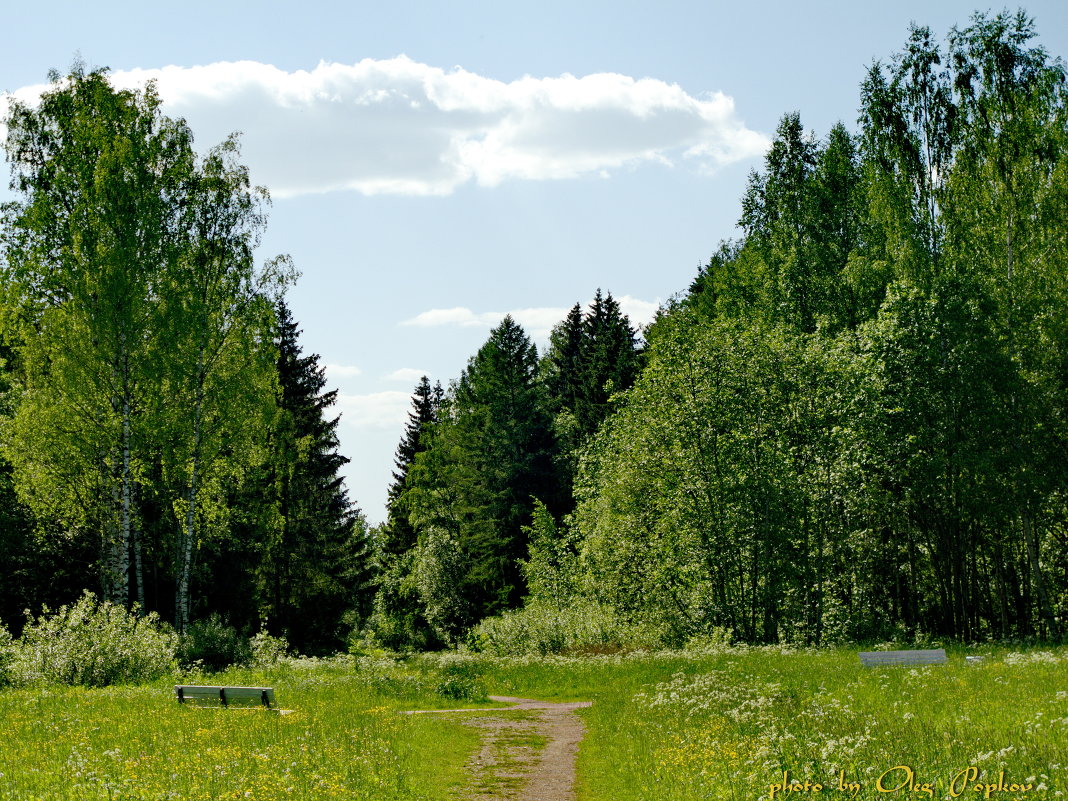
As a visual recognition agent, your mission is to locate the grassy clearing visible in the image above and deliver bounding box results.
[0,646,1064,800]
[0,656,484,801]
[468,645,1068,801]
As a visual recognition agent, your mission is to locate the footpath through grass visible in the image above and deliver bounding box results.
[0,646,1064,800]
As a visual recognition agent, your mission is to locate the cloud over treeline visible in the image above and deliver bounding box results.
[5,58,768,198]
[403,295,660,338]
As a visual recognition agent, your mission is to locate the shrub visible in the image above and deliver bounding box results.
[249,630,290,667]
[434,661,486,701]
[177,614,251,670]
[0,623,14,688]
[13,591,177,687]
[471,597,637,656]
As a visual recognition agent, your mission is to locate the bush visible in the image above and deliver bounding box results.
[13,591,177,687]
[177,614,251,670]
[434,661,486,702]
[249,630,290,667]
[0,623,14,688]
[471,597,639,656]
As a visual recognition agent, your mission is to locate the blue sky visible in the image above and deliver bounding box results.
[3,1,1067,523]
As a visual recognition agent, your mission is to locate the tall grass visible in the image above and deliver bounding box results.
[0,645,1063,799]
[0,657,480,800]
[470,645,1068,801]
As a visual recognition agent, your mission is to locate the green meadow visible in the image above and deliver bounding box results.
[0,646,1064,800]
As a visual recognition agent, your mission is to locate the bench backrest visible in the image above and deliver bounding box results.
[859,649,947,667]
[175,685,276,708]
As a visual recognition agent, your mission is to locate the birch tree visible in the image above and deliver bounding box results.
[158,137,292,633]
[1,65,193,605]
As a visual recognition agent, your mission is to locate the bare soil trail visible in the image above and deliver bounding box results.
[403,695,592,801]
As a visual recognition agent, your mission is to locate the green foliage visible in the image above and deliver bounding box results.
[412,526,473,644]
[10,591,177,687]
[434,661,487,701]
[570,11,1068,647]
[249,629,291,667]
[254,301,368,655]
[469,499,645,656]
[397,316,558,641]
[1,66,294,633]
[518,500,576,606]
[0,622,14,688]
[470,597,636,656]
[176,614,251,670]
[371,378,443,650]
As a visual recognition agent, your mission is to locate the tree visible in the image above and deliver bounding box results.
[539,292,642,513]
[403,316,557,633]
[944,10,1068,634]
[254,300,368,653]
[1,67,292,630]
[370,376,443,649]
[1,65,194,606]
[151,135,291,633]
[859,24,958,286]
[382,375,441,555]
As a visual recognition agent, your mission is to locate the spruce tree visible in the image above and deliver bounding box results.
[369,376,443,650]
[383,376,440,553]
[580,290,642,434]
[256,301,369,654]
[400,316,558,637]
[540,291,643,513]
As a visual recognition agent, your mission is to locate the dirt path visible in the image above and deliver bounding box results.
[403,695,592,801]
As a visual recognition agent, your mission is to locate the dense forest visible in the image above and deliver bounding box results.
[0,10,1065,658]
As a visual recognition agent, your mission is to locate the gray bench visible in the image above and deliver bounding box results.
[859,648,947,667]
[175,685,277,708]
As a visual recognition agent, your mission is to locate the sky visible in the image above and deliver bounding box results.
[2,1,1067,524]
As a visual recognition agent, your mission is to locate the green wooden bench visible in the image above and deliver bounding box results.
[175,685,277,709]
[859,648,947,667]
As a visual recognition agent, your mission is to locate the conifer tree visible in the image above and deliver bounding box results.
[540,291,642,513]
[400,316,557,638]
[256,301,369,653]
[369,376,443,650]
[383,376,440,554]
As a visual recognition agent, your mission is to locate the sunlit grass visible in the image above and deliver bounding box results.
[467,645,1068,801]
[0,646,1064,800]
[0,657,480,800]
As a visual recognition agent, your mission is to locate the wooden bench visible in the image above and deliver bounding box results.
[859,649,947,667]
[175,685,277,709]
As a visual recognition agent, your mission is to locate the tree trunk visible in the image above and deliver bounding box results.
[132,517,145,610]
[1021,512,1057,636]
[119,393,132,606]
[176,358,205,634]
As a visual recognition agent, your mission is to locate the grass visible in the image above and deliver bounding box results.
[0,646,1064,800]
[467,644,1068,801]
[0,656,482,800]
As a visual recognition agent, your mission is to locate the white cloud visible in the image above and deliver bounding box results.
[402,297,660,339]
[335,390,410,429]
[616,295,662,329]
[4,58,768,198]
[402,307,497,328]
[324,363,363,379]
[402,305,570,339]
[385,367,430,383]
